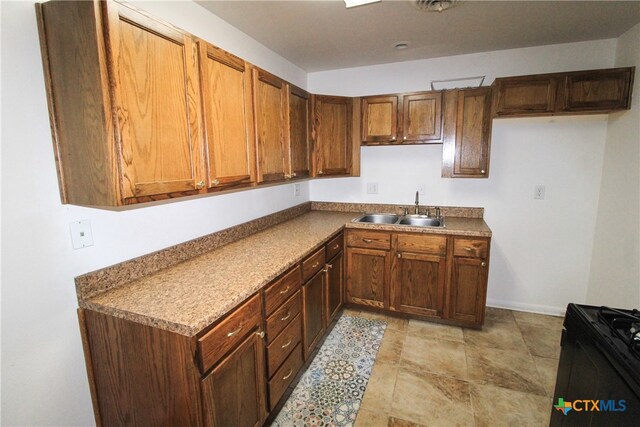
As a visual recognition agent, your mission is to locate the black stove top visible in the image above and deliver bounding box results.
[573,304,640,393]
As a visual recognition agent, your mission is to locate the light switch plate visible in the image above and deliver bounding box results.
[294,183,301,197]
[70,220,94,249]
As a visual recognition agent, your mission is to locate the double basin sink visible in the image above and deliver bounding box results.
[353,213,445,228]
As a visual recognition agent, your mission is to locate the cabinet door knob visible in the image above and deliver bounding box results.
[196,181,205,189]
[403,136,407,140]
[318,170,324,175]
[327,264,333,269]
[397,253,402,258]
[481,262,487,267]
[284,174,292,179]
[481,170,486,174]
[292,172,297,177]
[392,136,396,140]
[210,179,220,186]
[256,331,265,339]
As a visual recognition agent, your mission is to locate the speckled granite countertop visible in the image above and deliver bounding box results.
[80,209,491,337]
[81,211,358,336]
[345,216,492,237]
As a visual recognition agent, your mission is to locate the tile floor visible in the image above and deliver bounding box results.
[349,307,563,427]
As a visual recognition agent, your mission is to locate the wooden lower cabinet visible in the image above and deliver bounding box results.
[391,251,446,318]
[345,230,490,328]
[302,270,325,359]
[325,251,344,324]
[448,256,488,324]
[201,331,267,427]
[345,247,389,309]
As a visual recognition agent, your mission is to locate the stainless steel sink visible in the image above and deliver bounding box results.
[353,213,445,228]
[397,215,445,228]
[353,213,400,224]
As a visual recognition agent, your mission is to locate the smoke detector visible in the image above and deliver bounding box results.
[414,0,457,12]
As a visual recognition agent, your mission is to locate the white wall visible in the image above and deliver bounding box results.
[0,1,308,425]
[587,24,640,308]
[309,40,619,315]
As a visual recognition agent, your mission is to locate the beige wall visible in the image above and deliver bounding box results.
[587,24,640,308]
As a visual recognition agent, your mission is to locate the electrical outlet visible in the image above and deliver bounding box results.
[366,182,379,194]
[70,220,94,249]
[534,185,546,200]
[294,183,301,197]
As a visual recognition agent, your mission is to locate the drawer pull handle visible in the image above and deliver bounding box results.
[332,244,340,250]
[282,369,293,380]
[327,264,333,269]
[227,324,243,337]
[281,339,292,349]
[312,262,320,268]
[281,311,291,321]
[279,286,290,295]
[465,247,473,252]
[362,238,373,243]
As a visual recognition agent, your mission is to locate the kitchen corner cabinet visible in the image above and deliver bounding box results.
[311,95,360,177]
[361,91,443,145]
[37,0,206,206]
[253,68,288,183]
[199,42,255,191]
[287,85,312,179]
[493,67,635,117]
[442,87,493,178]
[345,230,490,328]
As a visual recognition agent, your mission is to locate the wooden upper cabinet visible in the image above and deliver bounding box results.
[287,85,311,179]
[492,75,557,117]
[442,88,492,178]
[362,95,399,143]
[198,42,255,190]
[312,95,356,177]
[253,68,287,183]
[402,92,443,143]
[361,92,443,145]
[558,68,634,112]
[37,1,205,206]
[105,3,204,200]
[493,67,634,117]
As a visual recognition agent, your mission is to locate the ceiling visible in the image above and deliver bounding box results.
[196,0,640,72]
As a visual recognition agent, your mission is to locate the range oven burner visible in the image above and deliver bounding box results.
[597,306,640,359]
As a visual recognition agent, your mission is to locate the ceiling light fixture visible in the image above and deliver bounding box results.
[414,0,457,13]
[344,0,381,9]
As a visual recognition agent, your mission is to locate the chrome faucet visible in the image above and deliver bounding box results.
[435,206,441,219]
[414,191,420,214]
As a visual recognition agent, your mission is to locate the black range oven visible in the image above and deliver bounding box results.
[551,304,640,426]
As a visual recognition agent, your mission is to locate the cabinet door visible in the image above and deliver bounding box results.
[105,3,204,200]
[312,95,353,176]
[402,92,443,143]
[442,88,492,178]
[253,68,287,183]
[449,257,488,325]
[199,42,255,190]
[288,85,311,179]
[558,68,634,112]
[492,76,557,117]
[361,95,398,143]
[201,331,266,427]
[303,270,325,359]
[391,252,446,318]
[346,247,389,309]
[325,251,344,324]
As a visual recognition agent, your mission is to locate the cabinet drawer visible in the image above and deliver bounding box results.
[268,343,303,411]
[302,247,326,282]
[264,265,301,316]
[346,230,391,250]
[326,233,344,260]
[396,234,447,256]
[266,290,302,343]
[267,314,302,377]
[453,238,489,258]
[198,293,262,373]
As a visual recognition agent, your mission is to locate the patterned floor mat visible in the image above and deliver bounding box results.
[271,314,387,427]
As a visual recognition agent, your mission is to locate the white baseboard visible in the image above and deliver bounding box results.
[486,298,567,317]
